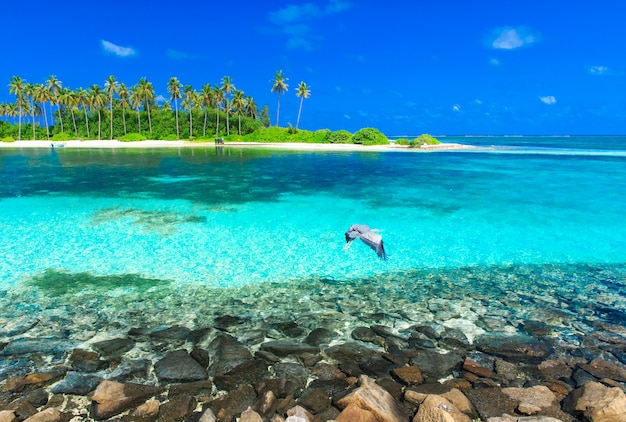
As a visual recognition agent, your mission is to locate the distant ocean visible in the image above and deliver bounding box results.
[1,136,625,359]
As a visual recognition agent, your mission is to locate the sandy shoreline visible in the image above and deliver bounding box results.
[0,139,476,152]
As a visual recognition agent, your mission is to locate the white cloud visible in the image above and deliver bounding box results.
[540,96,556,105]
[155,95,167,103]
[489,26,539,50]
[589,65,609,75]
[268,1,351,49]
[101,40,136,57]
[489,57,501,66]
[452,104,461,112]
[343,114,351,119]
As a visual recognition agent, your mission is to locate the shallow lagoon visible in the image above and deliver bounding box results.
[1,140,626,369]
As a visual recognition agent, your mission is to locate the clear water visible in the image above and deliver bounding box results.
[1,138,626,355]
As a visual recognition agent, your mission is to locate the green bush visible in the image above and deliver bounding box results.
[51,132,72,141]
[162,134,178,141]
[409,134,441,148]
[120,132,147,142]
[325,130,353,144]
[1,136,15,142]
[395,138,410,145]
[353,127,389,146]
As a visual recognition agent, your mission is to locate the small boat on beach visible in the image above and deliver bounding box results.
[51,142,66,148]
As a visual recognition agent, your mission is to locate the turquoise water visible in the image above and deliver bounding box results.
[1,138,626,352]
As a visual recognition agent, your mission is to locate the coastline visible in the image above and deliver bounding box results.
[0,139,477,152]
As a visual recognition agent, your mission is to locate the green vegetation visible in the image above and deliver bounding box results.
[51,132,71,141]
[352,127,389,145]
[120,132,147,142]
[325,129,353,144]
[1,136,15,142]
[230,127,329,143]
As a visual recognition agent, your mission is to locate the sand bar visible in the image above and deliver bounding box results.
[0,139,477,152]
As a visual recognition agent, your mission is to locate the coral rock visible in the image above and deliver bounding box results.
[336,375,406,422]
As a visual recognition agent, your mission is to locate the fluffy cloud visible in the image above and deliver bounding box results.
[452,104,461,112]
[268,0,351,49]
[540,96,556,105]
[589,65,609,75]
[489,26,539,50]
[101,40,136,57]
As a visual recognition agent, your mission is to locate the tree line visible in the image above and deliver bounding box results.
[1,70,311,141]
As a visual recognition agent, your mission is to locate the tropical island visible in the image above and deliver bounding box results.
[1,72,446,149]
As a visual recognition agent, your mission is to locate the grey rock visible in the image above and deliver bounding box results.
[324,341,381,362]
[149,325,191,341]
[475,334,554,364]
[213,359,270,391]
[259,339,319,357]
[154,350,209,383]
[51,371,103,395]
[208,384,256,417]
[108,359,151,382]
[305,328,335,346]
[410,350,463,380]
[207,333,252,377]
[0,338,77,356]
[91,338,135,358]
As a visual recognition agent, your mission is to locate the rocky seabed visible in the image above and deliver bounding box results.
[1,264,626,421]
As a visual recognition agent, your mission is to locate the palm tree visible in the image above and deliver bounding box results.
[104,75,119,140]
[167,77,182,139]
[0,103,7,122]
[295,81,311,130]
[182,85,197,138]
[137,77,155,136]
[232,89,246,136]
[33,84,50,139]
[271,70,289,127]
[245,96,258,120]
[76,87,90,138]
[118,83,130,135]
[24,83,37,140]
[46,75,63,133]
[129,85,142,134]
[88,85,106,140]
[200,84,212,137]
[8,76,25,140]
[59,88,77,136]
[213,85,225,137]
[221,76,235,135]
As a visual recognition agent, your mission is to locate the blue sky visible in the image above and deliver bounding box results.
[2,0,625,135]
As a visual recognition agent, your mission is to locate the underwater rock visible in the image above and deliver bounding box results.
[108,359,151,382]
[91,338,135,358]
[475,335,554,364]
[324,342,382,362]
[156,394,197,421]
[304,327,335,347]
[391,366,424,386]
[90,380,162,420]
[2,368,67,394]
[259,339,319,357]
[213,315,246,332]
[213,359,270,391]
[69,349,108,373]
[207,384,256,418]
[149,325,191,341]
[154,350,208,383]
[50,371,103,395]
[410,350,463,380]
[351,327,381,344]
[0,338,77,357]
[296,387,331,414]
[207,333,252,377]
[577,358,626,383]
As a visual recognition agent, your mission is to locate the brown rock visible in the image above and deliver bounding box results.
[579,359,626,382]
[502,386,556,415]
[157,395,196,421]
[240,407,263,422]
[391,366,424,386]
[404,390,427,405]
[22,408,63,422]
[441,388,475,416]
[336,375,405,422]
[463,357,494,378]
[336,403,377,422]
[486,415,566,422]
[256,390,278,417]
[2,368,67,393]
[286,405,316,422]
[131,399,160,418]
[0,410,17,422]
[90,380,162,420]
[198,408,217,422]
[413,395,470,422]
[567,381,626,422]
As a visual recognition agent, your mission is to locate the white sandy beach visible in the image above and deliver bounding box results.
[0,139,476,152]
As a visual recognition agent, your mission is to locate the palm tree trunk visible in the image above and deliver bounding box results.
[97,110,101,140]
[276,94,281,127]
[42,102,50,139]
[57,103,64,133]
[215,106,220,137]
[122,106,127,135]
[84,108,90,138]
[296,97,304,129]
[71,110,77,135]
[175,98,179,138]
[137,110,141,134]
[225,100,230,135]
[238,115,241,136]
[17,103,22,141]
[203,110,207,137]
[189,110,193,138]
[147,104,152,135]
[31,110,36,140]
[109,99,114,140]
